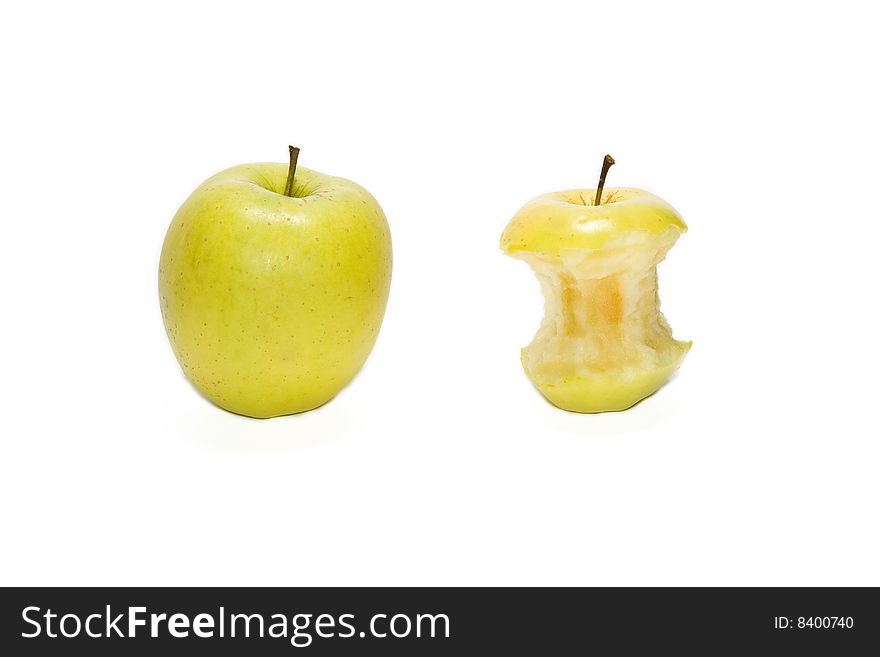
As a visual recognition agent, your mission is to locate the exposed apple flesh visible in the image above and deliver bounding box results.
[515,229,689,412]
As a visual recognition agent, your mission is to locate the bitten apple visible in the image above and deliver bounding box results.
[500,156,689,412]
[159,147,392,418]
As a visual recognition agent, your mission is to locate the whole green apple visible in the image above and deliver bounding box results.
[159,148,392,418]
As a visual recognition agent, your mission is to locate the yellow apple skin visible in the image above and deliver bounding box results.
[159,163,392,418]
[501,187,690,413]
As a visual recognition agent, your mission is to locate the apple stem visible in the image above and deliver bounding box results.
[284,145,301,197]
[594,154,615,206]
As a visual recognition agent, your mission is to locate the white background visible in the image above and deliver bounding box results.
[2,1,878,586]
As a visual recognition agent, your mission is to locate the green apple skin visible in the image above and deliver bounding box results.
[159,163,392,418]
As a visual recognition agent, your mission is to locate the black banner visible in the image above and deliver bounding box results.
[1,587,876,654]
